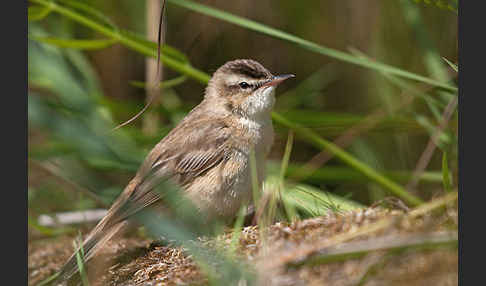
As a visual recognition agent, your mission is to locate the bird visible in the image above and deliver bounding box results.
[55,59,294,282]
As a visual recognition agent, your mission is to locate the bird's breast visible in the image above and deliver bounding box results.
[185,114,274,219]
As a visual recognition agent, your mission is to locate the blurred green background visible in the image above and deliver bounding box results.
[28,0,458,236]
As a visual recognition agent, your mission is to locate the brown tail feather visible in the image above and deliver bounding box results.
[55,221,128,283]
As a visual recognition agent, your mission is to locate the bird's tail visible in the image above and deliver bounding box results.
[54,220,128,284]
[53,176,152,284]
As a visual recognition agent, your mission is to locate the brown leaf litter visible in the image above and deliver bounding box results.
[28,196,457,286]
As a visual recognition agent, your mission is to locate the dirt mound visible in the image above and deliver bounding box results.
[28,196,457,286]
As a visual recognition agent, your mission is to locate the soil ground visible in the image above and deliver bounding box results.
[28,202,457,286]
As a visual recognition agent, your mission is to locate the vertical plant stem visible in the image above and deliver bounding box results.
[442,151,453,193]
[407,96,458,191]
[74,235,90,286]
[142,0,163,134]
[229,205,246,255]
[279,131,294,182]
[279,131,298,221]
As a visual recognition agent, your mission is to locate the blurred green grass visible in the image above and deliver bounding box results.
[28,0,457,284]
[28,0,457,219]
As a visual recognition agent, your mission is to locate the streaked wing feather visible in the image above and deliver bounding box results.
[104,118,232,225]
[175,148,226,175]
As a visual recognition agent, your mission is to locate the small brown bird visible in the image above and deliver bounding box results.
[56,59,294,281]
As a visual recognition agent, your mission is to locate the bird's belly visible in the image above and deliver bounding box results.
[219,125,274,217]
[184,147,268,220]
[184,119,274,220]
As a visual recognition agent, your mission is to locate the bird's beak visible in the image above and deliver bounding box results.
[262,74,295,87]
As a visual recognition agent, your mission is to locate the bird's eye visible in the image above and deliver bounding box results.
[239,82,250,89]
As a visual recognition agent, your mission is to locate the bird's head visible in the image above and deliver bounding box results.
[205,59,294,118]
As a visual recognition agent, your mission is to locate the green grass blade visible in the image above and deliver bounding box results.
[399,0,455,109]
[129,75,187,90]
[229,205,246,255]
[442,151,453,193]
[118,29,189,63]
[442,57,458,72]
[381,72,444,121]
[348,47,445,121]
[400,0,450,84]
[279,131,294,182]
[74,236,90,286]
[30,0,210,84]
[271,177,364,216]
[413,0,458,14]
[58,0,117,29]
[271,112,424,207]
[28,5,52,21]
[279,163,443,184]
[168,0,457,92]
[29,36,117,50]
[276,109,434,136]
[278,132,299,221]
[35,272,60,286]
[249,148,260,208]
[275,64,340,109]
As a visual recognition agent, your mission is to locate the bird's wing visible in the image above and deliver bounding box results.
[104,117,233,227]
[57,117,234,282]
